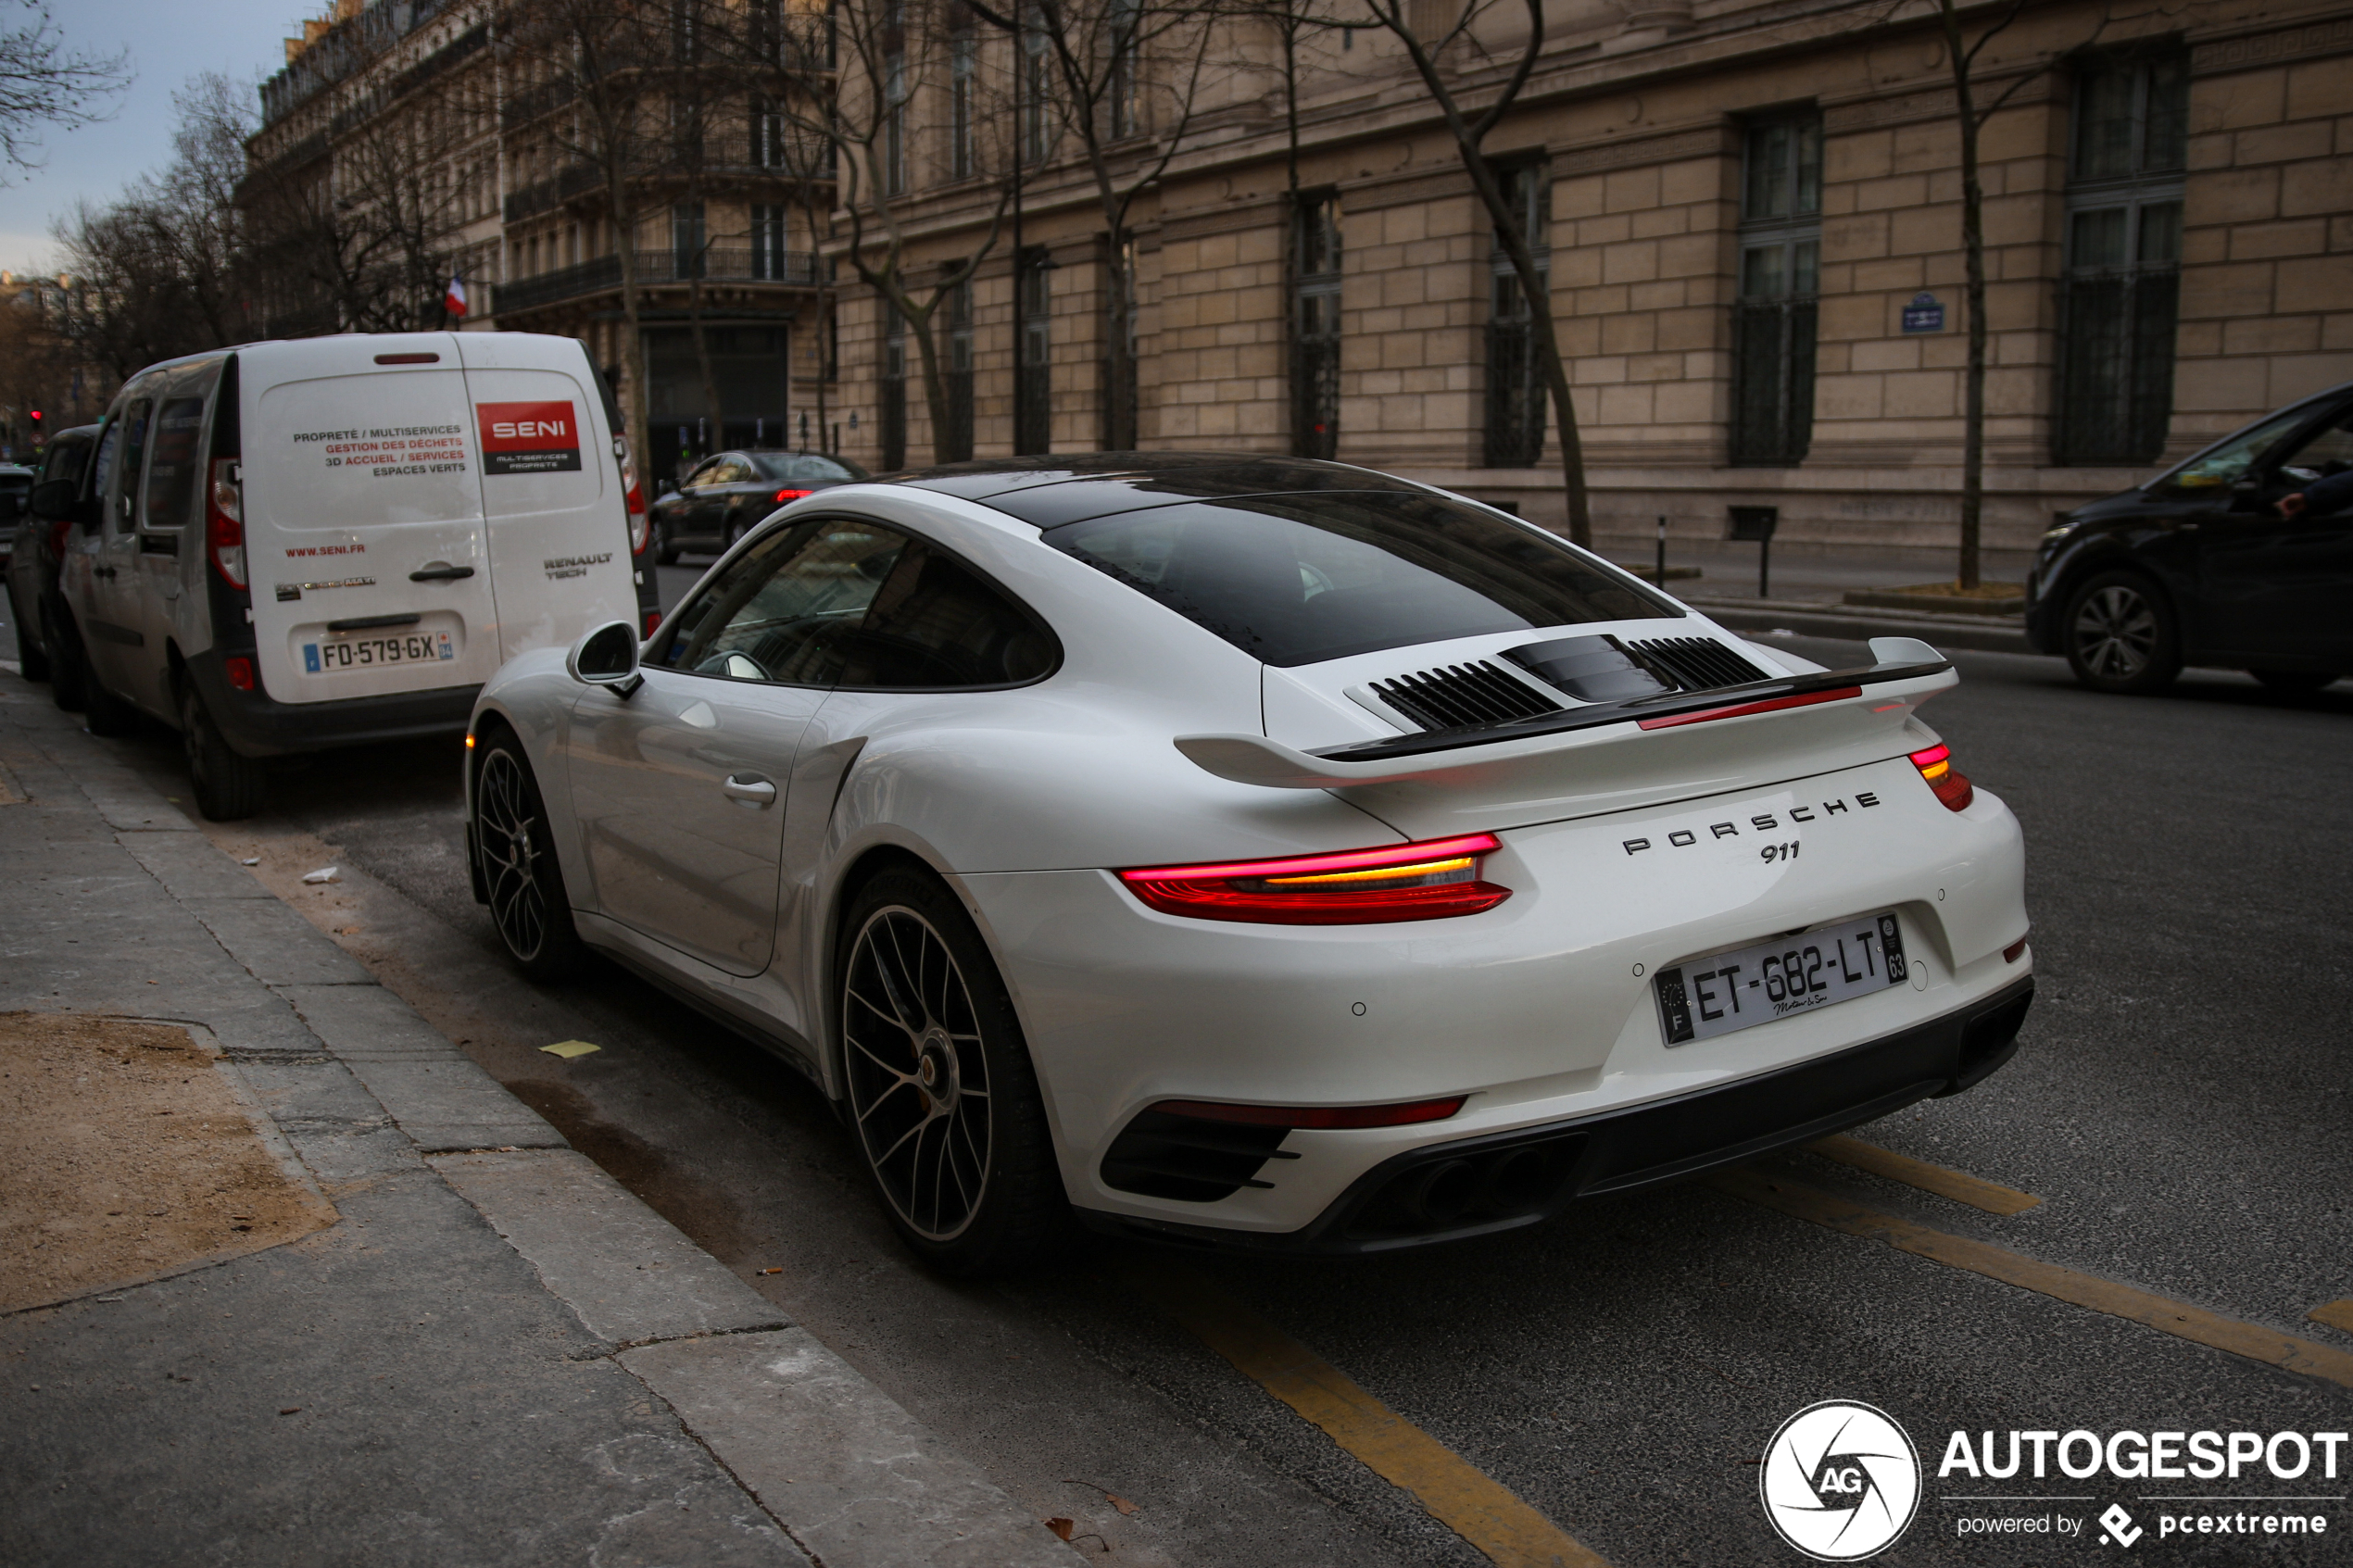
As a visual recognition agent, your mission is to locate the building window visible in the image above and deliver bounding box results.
[946,275,975,460]
[884,49,908,195]
[1108,0,1139,139]
[1483,160,1549,469]
[1292,192,1341,460]
[950,29,975,179]
[1730,112,1821,467]
[880,305,908,470]
[754,98,786,169]
[672,202,707,280]
[1021,23,1052,166]
[1015,247,1051,455]
[751,204,790,280]
[2056,51,2187,466]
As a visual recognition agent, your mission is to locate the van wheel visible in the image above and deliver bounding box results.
[2063,571,2182,695]
[16,623,50,683]
[44,604,85,711]
[182,686,266,821]
[474,738,585,980]
[837,865,1072,1275]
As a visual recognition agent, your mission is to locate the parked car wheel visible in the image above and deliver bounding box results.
[2063,570,2183,695]
[837,865,1070,1275]
[474,737,585,980]
[16,621,50,683]
[182,685,266,821]
[44,603,85,711]
[2249,669,2339,693]
[655,517,679,566]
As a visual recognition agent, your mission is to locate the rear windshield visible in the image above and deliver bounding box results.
[754,452,867,483]
[1045,492,1679,666]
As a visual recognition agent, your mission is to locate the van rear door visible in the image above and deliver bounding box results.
[453,335,635,661]
[244,334,497,704]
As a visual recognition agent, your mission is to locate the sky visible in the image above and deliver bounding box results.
[0,0,315,276]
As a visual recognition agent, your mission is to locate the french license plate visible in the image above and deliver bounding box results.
[1654,912,1908,1046]
[303,631,455,673]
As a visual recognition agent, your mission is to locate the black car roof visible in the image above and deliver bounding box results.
[883,451,1430,529]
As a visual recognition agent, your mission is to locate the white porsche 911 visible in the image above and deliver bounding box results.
[465,455,2032,1272]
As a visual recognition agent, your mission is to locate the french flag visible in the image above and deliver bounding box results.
[445,273,469,319]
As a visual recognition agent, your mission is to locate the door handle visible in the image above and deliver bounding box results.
[723,774,776,807]
[410,562,476,581]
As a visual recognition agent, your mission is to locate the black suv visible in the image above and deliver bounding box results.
[650,450,869,563]
[2027,382,2353,694]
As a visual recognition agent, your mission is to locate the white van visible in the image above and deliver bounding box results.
[42,332,658,819]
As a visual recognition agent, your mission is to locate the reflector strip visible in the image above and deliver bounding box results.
[1266,855,1476,887]
[1634,685,1860,730]
[1151,1096,1467,1129]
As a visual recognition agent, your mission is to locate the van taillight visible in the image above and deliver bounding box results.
[616,436,649,553]
[207,458,246,590]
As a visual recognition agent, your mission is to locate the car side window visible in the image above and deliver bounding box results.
[2159,406,2311,495]
[685,457,729,489]
[648,518,1057,689]
[142,395,208,531]
[708,458,754,485]
[2275,410,2353,484]
[107,399,153,534]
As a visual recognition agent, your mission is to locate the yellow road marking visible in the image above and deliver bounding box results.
[1127,1261,1608,1568]
[1712,1168,2353,1390]
[1806,1134,2040,1215]
[2309,1299,2353,1334]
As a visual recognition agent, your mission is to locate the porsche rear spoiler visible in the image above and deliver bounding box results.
[1177,637,1955,790]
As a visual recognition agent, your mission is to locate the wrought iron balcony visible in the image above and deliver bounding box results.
[496,248,820,315]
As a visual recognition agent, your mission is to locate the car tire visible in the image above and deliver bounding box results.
[182,684,266,821]
[837,865,1072,1275]
[16,618,50,682]
[2249,669,2339,693]
[2062,570,2182,695]
[655,519,679,566]
[473,734,586,981]
[44,603,86,711]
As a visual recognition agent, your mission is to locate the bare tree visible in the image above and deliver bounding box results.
[966,0,1225,451]
[794,0,1019,464]
[0,0,130,179]
[1357,0,1592,546]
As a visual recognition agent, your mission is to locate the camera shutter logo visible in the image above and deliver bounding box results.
[1759,1400,1921,1561]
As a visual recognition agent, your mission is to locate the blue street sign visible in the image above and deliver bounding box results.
[1902,292,1945,333]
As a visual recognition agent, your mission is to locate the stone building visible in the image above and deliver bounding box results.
[828,0,2353,561]
[244,0,838,480]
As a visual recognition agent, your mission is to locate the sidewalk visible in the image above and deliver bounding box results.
[0,682,1077,1568]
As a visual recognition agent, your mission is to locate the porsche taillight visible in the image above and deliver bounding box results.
[207,458,246,590]
[1119,834,1511,924]
[1909,744,1974,812]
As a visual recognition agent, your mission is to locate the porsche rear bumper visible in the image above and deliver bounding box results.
[1075,973,2032,1254]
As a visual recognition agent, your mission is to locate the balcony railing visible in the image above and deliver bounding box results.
[496,248,820,315]
[505,161,604,223]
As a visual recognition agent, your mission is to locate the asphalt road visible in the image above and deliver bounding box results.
[6,559,2349,1566]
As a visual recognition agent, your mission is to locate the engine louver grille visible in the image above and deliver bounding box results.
[1370,660,1564,733]
[1626,636,1768,693]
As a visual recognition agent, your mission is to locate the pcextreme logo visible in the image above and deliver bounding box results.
[1760,1400,1922,1562]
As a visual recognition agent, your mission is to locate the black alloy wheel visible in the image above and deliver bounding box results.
[837,867,1068,1274]
[2062,570,2183,695]
[474,738,585,980]
[182,684,266,821]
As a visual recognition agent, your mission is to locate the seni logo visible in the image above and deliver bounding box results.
[476,400,582,475]
[1760,1400,1922,1561]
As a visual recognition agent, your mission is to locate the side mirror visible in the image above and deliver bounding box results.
[565,620,643,698]
[28,478,76,521]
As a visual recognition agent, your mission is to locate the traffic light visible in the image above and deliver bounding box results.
[26,410,39,432]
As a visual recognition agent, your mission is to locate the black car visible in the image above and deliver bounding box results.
[650,450,871,563]
[2026,381,2353,694]
[6,426,100,688]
